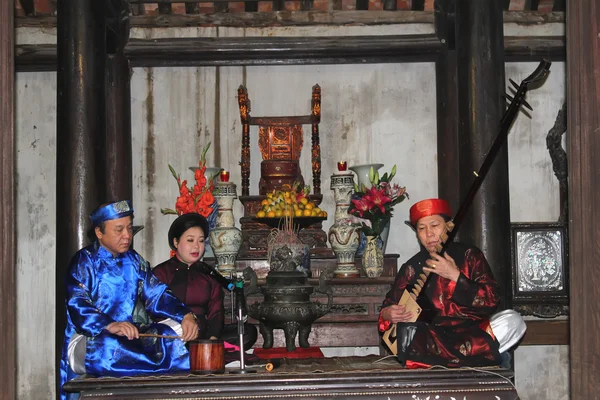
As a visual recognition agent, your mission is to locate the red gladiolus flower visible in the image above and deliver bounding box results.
[160,142,220,220]
[194,165,206,182]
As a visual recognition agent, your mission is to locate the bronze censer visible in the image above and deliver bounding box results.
[244,220,333,352]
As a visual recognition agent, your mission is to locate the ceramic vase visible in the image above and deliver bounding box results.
[349,163,384,190]
[328,173,361,278]
[349,163,390,257]
[209,182,242,276]
[189,166,224,259]
[362,235,384,278]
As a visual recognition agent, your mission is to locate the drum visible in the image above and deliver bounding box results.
[188,339,225,374]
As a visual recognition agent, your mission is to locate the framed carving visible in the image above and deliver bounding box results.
[510,222,569,317]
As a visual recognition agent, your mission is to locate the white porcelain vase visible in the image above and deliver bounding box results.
[349,163,384,190]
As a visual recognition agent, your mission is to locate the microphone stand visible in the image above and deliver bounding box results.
[200,263,255,373]
[229,279,256,374]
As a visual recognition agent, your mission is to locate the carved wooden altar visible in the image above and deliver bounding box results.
[217,254,399,349]
[237,84,329,258]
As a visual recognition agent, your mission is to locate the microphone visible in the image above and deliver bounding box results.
[200,263,235,291]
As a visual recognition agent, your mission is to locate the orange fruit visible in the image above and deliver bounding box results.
[295,209,303,217]
[303,209,312,217]
[256,210,266,218]
[266,211,276,218]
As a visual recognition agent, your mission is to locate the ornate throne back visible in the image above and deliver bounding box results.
[237,84,322,196]
[236,84,329,259]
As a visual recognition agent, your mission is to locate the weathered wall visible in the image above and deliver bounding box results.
[129,24,438,266]
[15,70,57,399]
[15,22,567,400]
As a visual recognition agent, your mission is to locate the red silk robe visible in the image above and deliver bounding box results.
[379,242,502,367]
[153,257,225,339]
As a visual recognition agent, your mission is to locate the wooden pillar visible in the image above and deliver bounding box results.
[56,0,106,392]
[105,53,132,202]
[0,0,16,397]
[454,1,510,303]
[566,1,600,398]
[106,4,132,202]
[434,0,460,213]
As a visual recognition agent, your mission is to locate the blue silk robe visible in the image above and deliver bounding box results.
[59,242,192,400]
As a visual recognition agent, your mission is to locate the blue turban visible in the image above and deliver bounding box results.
[90,200,134,227]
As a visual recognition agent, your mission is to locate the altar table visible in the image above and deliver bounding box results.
[63,355,519,399]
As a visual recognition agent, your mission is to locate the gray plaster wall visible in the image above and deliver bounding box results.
[14,22,568,400]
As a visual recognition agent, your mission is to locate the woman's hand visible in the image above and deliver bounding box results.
[106,321,139,340]
[423,252,460,282]
[381,304,414,323]
[181,313,199,342]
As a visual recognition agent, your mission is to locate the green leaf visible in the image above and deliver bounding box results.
[200,142,212,164]
[160,208,178,215]
[168,164,179,180]
[380,172,388,182]
[389,164,397,180]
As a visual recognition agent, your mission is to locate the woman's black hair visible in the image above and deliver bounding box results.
[167,213,210,250]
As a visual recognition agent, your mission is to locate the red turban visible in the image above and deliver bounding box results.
[409,198,452,226]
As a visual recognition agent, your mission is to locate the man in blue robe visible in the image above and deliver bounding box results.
[59,200,199,400]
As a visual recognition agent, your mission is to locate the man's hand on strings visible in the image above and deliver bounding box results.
[423,252,460,282]
[381,304,414,323]
[181,313,199,342]
[106,321,140,340]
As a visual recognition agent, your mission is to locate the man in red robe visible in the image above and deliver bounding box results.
[379,198,525,367]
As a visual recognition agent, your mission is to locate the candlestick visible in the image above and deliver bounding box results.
[337,161,348,172]
[220,170,230,182]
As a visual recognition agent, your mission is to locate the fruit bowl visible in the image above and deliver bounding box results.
[252,216,327,231]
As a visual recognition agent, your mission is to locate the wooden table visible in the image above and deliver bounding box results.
[63,356,519,399]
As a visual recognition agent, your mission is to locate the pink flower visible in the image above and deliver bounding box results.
[364,187,392,214]
[350,198,371,218]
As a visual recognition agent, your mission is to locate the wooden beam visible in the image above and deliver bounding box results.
[123,34,443,67]
[15,34,565,72]
[503,35,565,61]
[520,320,569,345]
[566,0,600,398]
[14,10,566,28]
[0,0,16,398]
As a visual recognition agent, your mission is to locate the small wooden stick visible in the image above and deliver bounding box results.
[139,333,182,340]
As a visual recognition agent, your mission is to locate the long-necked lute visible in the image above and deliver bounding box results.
[382,60,552,355]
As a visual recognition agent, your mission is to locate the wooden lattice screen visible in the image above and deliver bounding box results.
[15,0,566,17]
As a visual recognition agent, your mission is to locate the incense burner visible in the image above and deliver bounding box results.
[244,263,332,352]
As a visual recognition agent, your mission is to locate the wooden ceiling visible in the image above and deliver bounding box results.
[15,0,565,17]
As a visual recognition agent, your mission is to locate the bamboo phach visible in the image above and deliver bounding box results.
[139,333,182,340]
